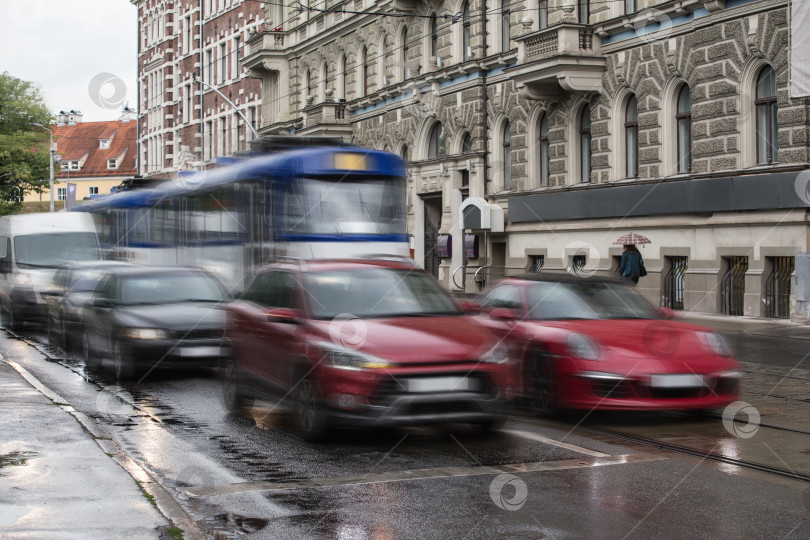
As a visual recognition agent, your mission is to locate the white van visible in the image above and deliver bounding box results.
[0,212,101,329]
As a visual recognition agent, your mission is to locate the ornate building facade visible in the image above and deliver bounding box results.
[132,0,265,177]
[245,0,808,318]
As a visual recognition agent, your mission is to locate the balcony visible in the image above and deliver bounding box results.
[243,29,288,76]
[509,10,606,101]
[298,92,352,138]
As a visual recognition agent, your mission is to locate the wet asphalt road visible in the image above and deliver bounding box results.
[3,327,810,539]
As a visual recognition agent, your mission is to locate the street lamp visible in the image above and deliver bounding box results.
[31,123,55,213]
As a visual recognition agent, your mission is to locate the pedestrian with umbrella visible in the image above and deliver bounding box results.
[614,233,650,286]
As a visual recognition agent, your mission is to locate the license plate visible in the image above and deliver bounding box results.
[179,346,222,358]
[650,374,704,388]
[406,376,477,393]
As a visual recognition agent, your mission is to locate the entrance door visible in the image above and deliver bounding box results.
[422,194,442,278]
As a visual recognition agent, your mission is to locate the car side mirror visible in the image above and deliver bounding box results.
[658,307,675,320]
[459,301,482,315]
[490,307,520,322]
[266,307,300,324]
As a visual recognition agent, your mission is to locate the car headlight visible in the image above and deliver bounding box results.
[565,333,601,361]
[319,343,389,370]
[13,274,32,287]
[480,342,509,364]
[123,328,169,340]
[698,332,732,357]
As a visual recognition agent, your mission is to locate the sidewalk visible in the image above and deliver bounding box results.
[0,359,173,539]
[677,311,810,340]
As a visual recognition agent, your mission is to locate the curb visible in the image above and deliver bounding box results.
[5,358,207,540]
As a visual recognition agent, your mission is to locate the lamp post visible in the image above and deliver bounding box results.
[31,123,55,213]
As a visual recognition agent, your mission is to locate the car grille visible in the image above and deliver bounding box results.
[369,372,497,406]
[588,376,738,400]
[174,328,224,341]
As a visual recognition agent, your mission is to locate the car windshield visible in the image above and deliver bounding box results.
[304,268,461,319]
[14,233,100,268]
[119,272,225,305]
[526,280,659,320]
[70,268,110,292]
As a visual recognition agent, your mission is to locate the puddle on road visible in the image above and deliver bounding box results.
[203,513,269,538]
[0,451,38,471]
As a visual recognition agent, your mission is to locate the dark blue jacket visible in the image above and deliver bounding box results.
[619,251,642,277]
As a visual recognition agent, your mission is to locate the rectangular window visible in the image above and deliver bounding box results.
[89,187,99,195]
[578,0,589,24]
[539,1,548,29]
[234,36,241,76]
[184,16,192,54]
[99,139,110,149]
[107,159,118,169]
[625,0,635,14]
[528,255,544,273]
[220,43,227,83]
[205,49,213,84]
[57,187,67,201]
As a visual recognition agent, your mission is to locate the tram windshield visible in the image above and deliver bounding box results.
[284,177,407,235]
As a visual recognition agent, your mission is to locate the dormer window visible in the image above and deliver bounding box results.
[107,158,119,169]
[100,139,110,149]
[62,161,80,171]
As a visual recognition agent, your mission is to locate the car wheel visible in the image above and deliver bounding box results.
[6,302,21,332]
[113,340,137,381]
[525,350,558,417]
[222,355,253,415]
[293,376,328,442]
[82,330,101,368]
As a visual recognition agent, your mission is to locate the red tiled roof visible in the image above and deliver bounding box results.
[52,120,137,178]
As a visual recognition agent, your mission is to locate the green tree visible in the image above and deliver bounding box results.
[0,72,53,215]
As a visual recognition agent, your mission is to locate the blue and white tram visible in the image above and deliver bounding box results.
[75,141,409,291]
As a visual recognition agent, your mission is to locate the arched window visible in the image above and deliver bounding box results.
[539,114,549,186]
[430,15,439,58]
[361,46,368,96]
[401,145,409,162]
[501,0,511,52]
[676,85,692,173]
[428,122,446,158]
[756,65,778,165]
[625,95,639,178]
[503,122,512,190]
[401,28,409,79]
[304,69,312,105]
[339,54,347,99]
[322,63,329,101]
[462,132,472,153]
[462,2,471,60]
[539,1,549,30]
[580,105,592,183]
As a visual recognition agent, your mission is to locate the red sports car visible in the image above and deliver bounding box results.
[223,259,513,440]
[475,273,740,415]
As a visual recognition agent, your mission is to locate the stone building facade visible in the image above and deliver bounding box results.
[245,0,810,318]
[131,0,265,177]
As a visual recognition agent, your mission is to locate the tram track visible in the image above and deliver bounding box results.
[586,425,810,483]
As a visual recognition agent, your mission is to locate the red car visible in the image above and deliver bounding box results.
[475,273,740,415]
[223,259,513,440]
